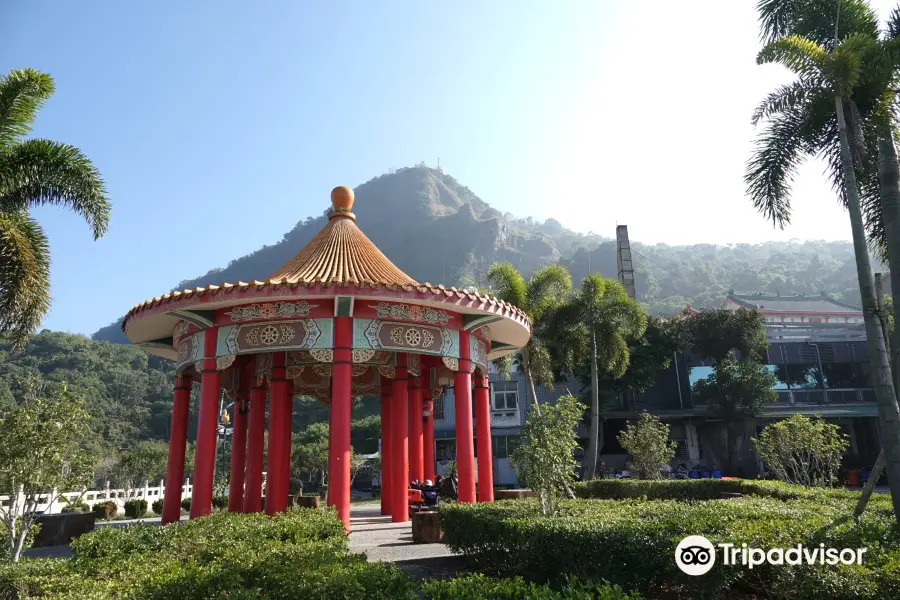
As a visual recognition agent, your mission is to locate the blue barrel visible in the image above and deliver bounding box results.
[701,471,711,479]
[689,471,700,479]
[711,470,722,479]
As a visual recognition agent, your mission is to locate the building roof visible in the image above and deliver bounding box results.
[267,186,419,286]
[724,293,862,314]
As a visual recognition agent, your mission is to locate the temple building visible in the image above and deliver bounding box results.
[121,186,532,530]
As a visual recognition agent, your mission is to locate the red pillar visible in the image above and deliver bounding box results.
[455,331,476,503]
[281,380,293,505]
[423,385,435,482]
[380,382,392,516]
[328,316,353,531]
[408,373,424,483]
[243,383,266,512]
[265,352,288,515]
[475,371,494,502]
[162,374,191,524]
[227,397,248,511]
[391,354,409,522]
[191,329,220,518]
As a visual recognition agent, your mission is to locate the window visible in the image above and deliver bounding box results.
[688,366,713,387]
[436,439,455,461]
[822,363,858,389]
[809,317,822,323]
[763,365,790,390]
[785,363,821,389]
[492,435,520,459]
[492,381,518,411]
[433,393,445,420]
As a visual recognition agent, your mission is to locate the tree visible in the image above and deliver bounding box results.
[617,412,678,480]
[510,395,581,516]
[682,309,767,363]
[752,414,848,486]
[486,263,572,409]
[114,441,169,497]
[749,2,900,522]
[292,422,329,486]
[0,377,92,562]
[546,275,647,481]
[692,360,778,473]
[0,69,110,348]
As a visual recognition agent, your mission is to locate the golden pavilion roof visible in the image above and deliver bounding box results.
[267,187,418,286]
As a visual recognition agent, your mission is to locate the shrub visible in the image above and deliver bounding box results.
[151,499,164,515]
[422,574,643,599]
[211,495,228,510]
[62,509,415,599]
[752,414,848,486]
[93,500,118,519]
[181,497,191,512]
[572,478,851,501]
[439,491,900,599]
[123,499,148,519]
[61,498,90,513]
[616,412,677,479]
[510,395,581,516]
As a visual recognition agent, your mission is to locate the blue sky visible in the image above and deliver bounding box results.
[1,1,896,335]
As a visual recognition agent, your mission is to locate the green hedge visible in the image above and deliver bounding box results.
[151,499,163,515]
[439,491,900,599]
[573,478,858,501]
[123,499,148,519]
[1,509,415,599]
[422,574,643,599]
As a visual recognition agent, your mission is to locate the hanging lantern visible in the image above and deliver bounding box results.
[220,409,230,424]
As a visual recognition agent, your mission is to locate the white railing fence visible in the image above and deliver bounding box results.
[0,479,194,516]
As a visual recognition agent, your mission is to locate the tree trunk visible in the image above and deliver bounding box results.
[584,334,601,481]
[876,122,900,403]
[521,346,541,416]
[836,96,900,524]
[855,274,892,517]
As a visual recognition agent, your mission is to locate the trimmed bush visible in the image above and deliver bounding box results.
[573,478,855,501]
[0,509,417,599]
[423,574,643,599]
[92,500,118,519]
[181,497,191,512]
[439,490,900,599]
[151,498,164,515]
[211,495,228,510]
[123,499,148,519]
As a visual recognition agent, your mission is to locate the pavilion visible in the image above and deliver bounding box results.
[121,186,532,530]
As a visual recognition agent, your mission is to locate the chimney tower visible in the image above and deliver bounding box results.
[616,225,636,300]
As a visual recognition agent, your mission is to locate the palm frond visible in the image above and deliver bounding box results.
[0,212,50,349]
[751,81,816,126]
[525,264,572,322]
[0,69,54,151]
[757,0,878,47]
[0,139,110,239]
[888,5,900,39]
[745,106,810,227]
[486,263,528,313]
[757,36,828,82]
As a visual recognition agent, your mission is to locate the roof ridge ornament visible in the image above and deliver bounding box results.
[329,186,356,222]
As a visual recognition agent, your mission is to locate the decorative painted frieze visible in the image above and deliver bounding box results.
[353,318,459,357]
[224,301,318,322]
[219,318,332,355]
[368,302,451,325]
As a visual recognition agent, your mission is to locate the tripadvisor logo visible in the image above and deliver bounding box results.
[675,535,867,576]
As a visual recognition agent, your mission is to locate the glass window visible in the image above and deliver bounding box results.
[688,366,714,387]
[493,436,507,459]
[433,394,445,420]
[822,363,858,389]
[785,363,821,389]
[506,435,520,457]
[436,439,455,461]
[492,381,518,411]
[764,365,790,390]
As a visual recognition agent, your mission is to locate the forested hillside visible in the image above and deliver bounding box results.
[0,331,379,456]
[93,166,880,343]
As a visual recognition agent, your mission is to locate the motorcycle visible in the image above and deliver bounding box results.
[408,479,440,517]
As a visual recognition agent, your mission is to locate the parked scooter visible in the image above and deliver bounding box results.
[408,479,440,517]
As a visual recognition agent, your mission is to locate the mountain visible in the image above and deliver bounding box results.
[93,165,880,343]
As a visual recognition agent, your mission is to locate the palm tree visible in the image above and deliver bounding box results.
[546,275,646,481]
[752,0,900,394]
[748,15,900,520]
[486,263,572,410]
[0,69,109,348]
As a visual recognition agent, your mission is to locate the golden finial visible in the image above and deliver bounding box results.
[330,186,355,214]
